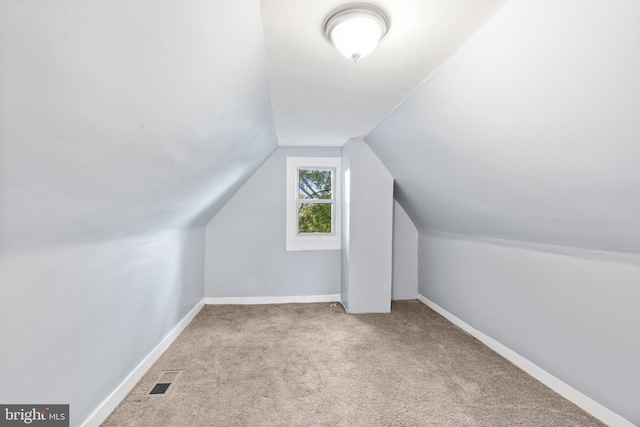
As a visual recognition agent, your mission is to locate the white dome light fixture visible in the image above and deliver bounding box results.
[324,5,389,62]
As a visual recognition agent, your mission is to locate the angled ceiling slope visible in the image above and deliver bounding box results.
[0,0,277,256]
[261,0,507,147]
[366,0,640,253]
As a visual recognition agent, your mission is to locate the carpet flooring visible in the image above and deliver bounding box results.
[102,301,604,426]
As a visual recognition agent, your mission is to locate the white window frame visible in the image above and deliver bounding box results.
[286,157,342,251]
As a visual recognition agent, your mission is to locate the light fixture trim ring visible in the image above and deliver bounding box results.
[323,5,390,44]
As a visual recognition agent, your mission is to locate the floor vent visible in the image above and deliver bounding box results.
[149,371,181,395]
[150,383,171,395]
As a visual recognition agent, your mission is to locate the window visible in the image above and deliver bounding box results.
[286,157,341,251]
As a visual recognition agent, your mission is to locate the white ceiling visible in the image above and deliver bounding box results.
[366,0,640,253]
[261,0,507,147]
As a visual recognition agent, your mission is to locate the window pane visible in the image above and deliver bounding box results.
[299,169,332,200]
[298,203,332,233]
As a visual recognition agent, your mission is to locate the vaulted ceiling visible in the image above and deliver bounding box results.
[1,0,638,255]
[0,0,277,255]
[366,0,640,253]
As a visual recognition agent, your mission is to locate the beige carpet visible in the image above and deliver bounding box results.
[102,301,604,426]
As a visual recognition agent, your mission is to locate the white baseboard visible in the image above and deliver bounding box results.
[80,299,205,427]
[205,294,341,305]
[417,294,635,427]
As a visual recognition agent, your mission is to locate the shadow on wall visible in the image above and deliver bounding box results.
[0,228,205,426]
[419,233,640,425]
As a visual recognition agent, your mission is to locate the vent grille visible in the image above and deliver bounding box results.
[149,371,181,395]
[150,383,171,395]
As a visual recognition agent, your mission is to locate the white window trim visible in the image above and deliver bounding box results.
[286,157,342,251]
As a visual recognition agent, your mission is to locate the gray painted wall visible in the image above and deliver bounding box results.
[0,228,205,426]
[341,139,394,313]
[419,234,640,424]
[205,144,417,304]
[205,147,342,298]
[392,200,418,300]
[365,0,640,423]
[1,1,275,425]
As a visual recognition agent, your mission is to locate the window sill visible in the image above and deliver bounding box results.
[286,239,341,251]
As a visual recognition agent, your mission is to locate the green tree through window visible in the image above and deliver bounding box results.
[298,169,333,233]
[286,157,341,251]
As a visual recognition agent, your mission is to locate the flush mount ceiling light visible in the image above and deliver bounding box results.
[324,5,389,62]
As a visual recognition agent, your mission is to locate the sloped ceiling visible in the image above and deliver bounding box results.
[366,0,640,253]
[5,0,636,257]
[0,0,277,255]
[261,0,507,147]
